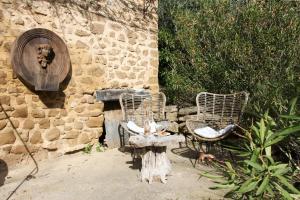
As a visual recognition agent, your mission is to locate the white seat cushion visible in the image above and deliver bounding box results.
[194,124,235,139]
[127,121,159,135]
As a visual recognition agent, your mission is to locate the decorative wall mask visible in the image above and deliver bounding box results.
[11,28,71,91]
[37,44,54,69]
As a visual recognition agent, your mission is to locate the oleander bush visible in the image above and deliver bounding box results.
[158,0,300,113]
[202,112,300,199]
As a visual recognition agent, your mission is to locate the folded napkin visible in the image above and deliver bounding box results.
[127,121,162,135]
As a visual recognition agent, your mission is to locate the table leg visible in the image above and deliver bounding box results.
[141,146,171,184]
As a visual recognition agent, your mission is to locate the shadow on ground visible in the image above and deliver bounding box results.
[0,159,8,187]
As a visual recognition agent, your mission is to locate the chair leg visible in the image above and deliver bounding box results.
[189,137,200,168]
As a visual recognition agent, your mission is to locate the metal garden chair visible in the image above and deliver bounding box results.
[186,92,249,163]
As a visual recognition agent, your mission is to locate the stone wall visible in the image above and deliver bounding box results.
[0,0,158,163]
[165,105,198,134]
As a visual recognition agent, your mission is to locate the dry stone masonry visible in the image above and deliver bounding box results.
[0,0,158,163]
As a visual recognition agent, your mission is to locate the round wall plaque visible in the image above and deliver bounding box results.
[11,28,71,91]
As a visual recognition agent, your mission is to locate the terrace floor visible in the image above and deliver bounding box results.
[0,145,224,200]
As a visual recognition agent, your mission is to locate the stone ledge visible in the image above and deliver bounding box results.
[95,89,149,102]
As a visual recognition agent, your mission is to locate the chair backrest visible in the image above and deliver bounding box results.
[196,92,249,128]
[119,92,167,127]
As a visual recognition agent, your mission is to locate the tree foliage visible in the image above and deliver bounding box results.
[158,0,300,112]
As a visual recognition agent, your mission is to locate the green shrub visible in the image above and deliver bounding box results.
[158,0,300,112]
[202,112,300,199]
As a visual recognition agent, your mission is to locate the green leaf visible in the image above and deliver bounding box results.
[200,172,224,179]
[259,119,266,143]
[268,163,288,171]
[245,160,264,171]
[265,136,285,147]
[265,146,272,157]
[280,115,300,120]
[210,183,236,189]
[275,183,293,200]
[250,148,260,163]
[266,185,275,197]
[252,125,260,141]
[273,167,290,176]
[275,175,300,194]
[256,175,269,196]
[238,179,260,194]
[287,97,298,115]
[267,125,300,143]
[265,155,274,164]
[225,161,235,172]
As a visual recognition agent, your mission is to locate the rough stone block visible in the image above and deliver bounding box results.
[23,119,35,129]
[0,128,16,145]
[14,17,24,25]
[0,71,7,78]
[64,125,72,131]
[110,23,122,31]
[48,109,59,117]
[117,34,126,42]
[75,29,90,37]
[178,115,197,122]
[115,71,127,79]
[0,95,10,105]
[87,103,104,111]
[178,106,198,116]
[16,96,26,105]
[90,23,105,34]
[94,56,107,65]
[11,119,19,128]
[11,106,28,118]
[87,66,104,77]
[0,113,5,120]
[0,104,13,112]
[60,109,68,117]
[74,106,84,113]
[39,118,50,129]
[53,119,65,127]
[166,112,178,122]
[86,95,94,104]
[30,130,42,144]
[149,42,158,48]
[81,77,94,85]
[63,130,79,139]
[0,120,7,130]
[66,138,77,147]
[11,144,37,154]
[78,132,91,144]
[76,40,89,49]
[20,130,29,142]
[0,78,7,84]
[86,116,104,128]
[45,128,60,141]
[32,109,45,118]
[66,118,74,123]
[74,121,83,130]
[42,142,58,150]
[79,110,102,117]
